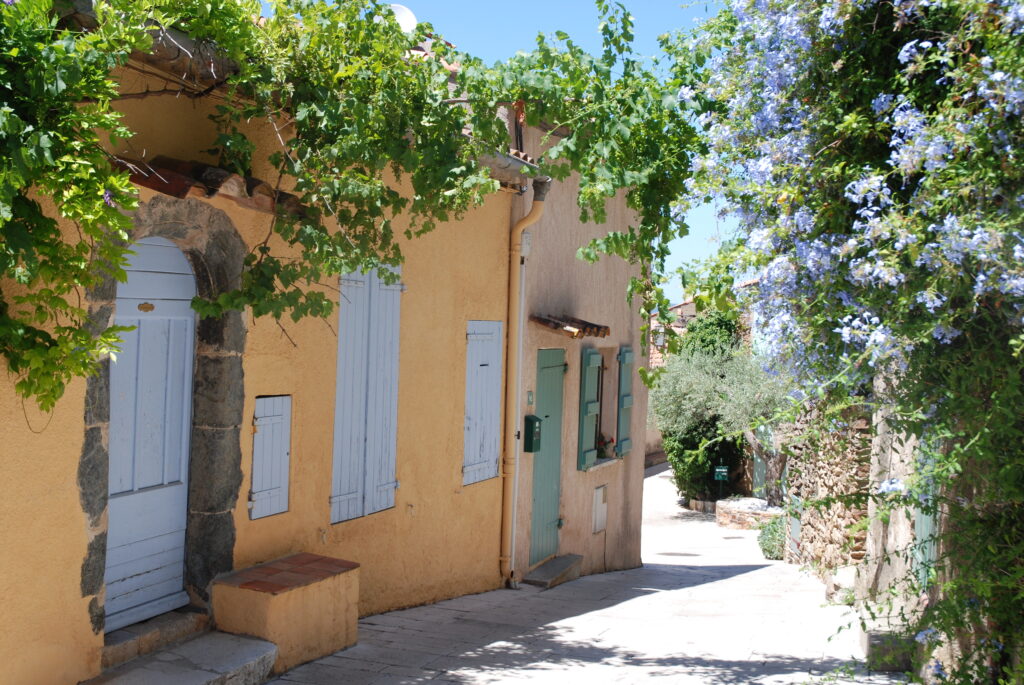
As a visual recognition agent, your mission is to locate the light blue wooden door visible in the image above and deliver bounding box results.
[530,349,565,565]
[105,237,196,632]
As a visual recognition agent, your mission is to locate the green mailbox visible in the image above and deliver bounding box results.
[523,415,542,452]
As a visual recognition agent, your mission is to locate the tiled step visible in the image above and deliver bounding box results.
[86,632,277,685]
[522,553,583,589]
[103,609,209,670]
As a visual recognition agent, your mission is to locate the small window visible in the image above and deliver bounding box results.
[250,395,291,519]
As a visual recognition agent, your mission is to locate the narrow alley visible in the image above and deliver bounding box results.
[271,465,905,684]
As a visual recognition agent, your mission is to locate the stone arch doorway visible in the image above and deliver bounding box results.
[79,195,248,633]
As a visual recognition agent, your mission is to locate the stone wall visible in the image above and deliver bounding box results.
[716,498,782,530]
[782,413,871,575]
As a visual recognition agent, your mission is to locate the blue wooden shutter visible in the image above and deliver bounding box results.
[330,272,371,523]
[250,395,291,519]
[615,347,634,456]
[463,321,503,485]
[363,269,401,514]
[578,348,602,469]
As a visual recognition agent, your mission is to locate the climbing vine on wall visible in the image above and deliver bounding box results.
[676,0,1024,680]
[0,0,701,409]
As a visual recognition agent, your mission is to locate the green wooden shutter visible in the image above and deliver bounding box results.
[615,347,633,456]
[578,348,602,470]
[913,507,937,588]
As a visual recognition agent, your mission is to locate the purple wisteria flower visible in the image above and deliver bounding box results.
[877,478,906,494]
[872,93,895,114]
[897,39,933,64]
[845,174,892,207]
[932,324,961,344]
[103,189,115,208]
[1001,2,1024,33]
[915,627,939,643]
[888,98,952,173]
[915,291,946,313]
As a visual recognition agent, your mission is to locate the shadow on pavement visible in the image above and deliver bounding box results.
[273,561,785,684]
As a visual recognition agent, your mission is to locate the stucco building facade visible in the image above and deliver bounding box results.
[0,25,648,685]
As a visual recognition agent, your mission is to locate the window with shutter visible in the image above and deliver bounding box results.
[615,347,634,456]
[577,348,602,470]
[462,321,503,485]
[250,395,291,519]
[330,269,402,523]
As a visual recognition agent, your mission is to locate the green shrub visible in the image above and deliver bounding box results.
[663,420,743,501]
[679,310,738,355]
[758,516,785,561]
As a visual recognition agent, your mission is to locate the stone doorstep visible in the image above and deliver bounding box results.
[522,554,583,589]
[86,631,277,685]
[102,609,210,670]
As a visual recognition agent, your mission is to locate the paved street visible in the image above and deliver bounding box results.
[272,464,904,684]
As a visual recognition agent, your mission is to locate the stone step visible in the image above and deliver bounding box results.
[103,609,210,670]
[522,553,583,589]
[85,632,277,685]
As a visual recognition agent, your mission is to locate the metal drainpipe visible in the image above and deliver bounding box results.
[499,176,551,586]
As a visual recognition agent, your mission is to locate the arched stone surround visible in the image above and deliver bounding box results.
[79,195,248,632]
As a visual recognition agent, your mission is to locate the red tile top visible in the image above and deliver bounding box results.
[215,553,359,595]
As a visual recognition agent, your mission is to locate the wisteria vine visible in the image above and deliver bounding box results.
[675,0,1024,681]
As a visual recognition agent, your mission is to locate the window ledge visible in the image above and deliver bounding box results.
[582,456,622,473]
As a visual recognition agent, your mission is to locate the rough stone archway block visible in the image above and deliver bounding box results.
[189,426,244,513]
[193,356,246,428]
[79,195,250,628]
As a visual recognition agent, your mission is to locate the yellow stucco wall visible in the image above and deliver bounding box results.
[0,377,103,684]
[229,185,512,617]
[1,66,512,682]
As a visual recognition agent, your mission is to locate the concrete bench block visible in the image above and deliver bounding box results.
[212,553,359,673]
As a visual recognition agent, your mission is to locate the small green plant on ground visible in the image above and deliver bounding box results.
[757,516,785,561]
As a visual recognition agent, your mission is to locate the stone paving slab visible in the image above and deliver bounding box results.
[87,632,277,685]
[271,464,907,684]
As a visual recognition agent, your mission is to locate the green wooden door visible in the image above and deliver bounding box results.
[530,349,565,565]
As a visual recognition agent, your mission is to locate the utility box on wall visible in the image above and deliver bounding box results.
[523,414,542,452]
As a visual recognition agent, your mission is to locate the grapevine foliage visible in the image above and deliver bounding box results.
[0,0,700,408]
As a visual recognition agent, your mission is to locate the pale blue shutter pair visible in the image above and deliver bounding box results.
[577,346,633,469]
[330,270,402,523]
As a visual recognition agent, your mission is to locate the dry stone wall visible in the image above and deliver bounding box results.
[781,413,871,575]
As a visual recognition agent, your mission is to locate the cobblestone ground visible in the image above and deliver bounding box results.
[271,464,906,684]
